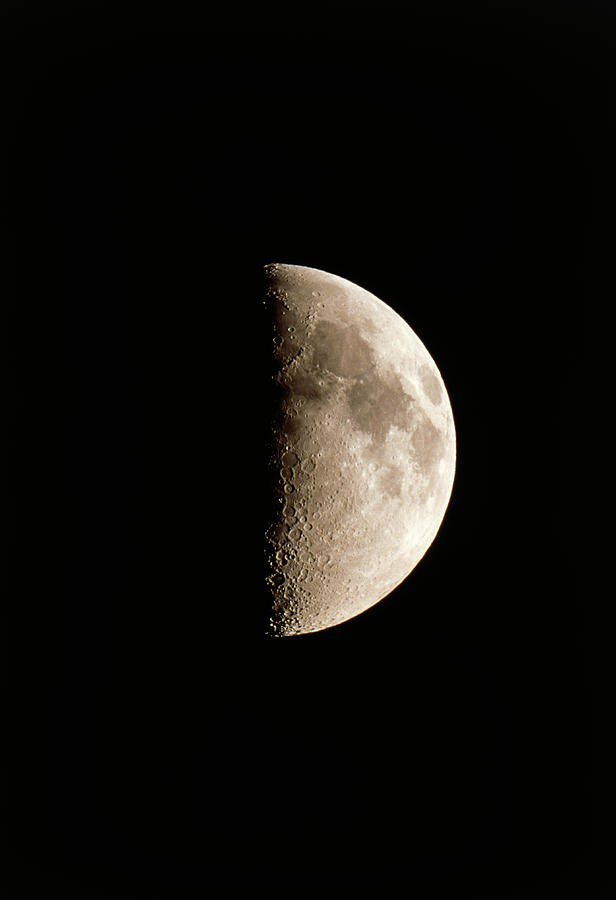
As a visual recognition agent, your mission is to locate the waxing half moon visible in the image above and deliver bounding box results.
[264,263,456,636]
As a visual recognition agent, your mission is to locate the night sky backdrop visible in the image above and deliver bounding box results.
[8,2,608,897]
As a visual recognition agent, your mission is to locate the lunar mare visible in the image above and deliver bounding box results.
[264,263,456,636]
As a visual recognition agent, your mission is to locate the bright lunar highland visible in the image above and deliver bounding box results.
[264,264,456,636]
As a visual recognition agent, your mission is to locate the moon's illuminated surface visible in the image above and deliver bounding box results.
[264,263,456,636]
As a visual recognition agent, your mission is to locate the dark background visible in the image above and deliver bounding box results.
[7,1,609,897]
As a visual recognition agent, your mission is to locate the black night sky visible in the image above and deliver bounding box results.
[8,2,608,897]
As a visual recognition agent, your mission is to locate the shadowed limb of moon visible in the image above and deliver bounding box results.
[264,263,456,636]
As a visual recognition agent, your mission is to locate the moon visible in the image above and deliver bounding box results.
[264,263,456,637]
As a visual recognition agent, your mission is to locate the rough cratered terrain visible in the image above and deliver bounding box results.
[264,263,456,636]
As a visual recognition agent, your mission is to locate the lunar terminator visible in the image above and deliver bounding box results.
[264,263,456,636]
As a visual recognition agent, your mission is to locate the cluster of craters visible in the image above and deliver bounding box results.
[264,445,326,636]
[263,269,325,635]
